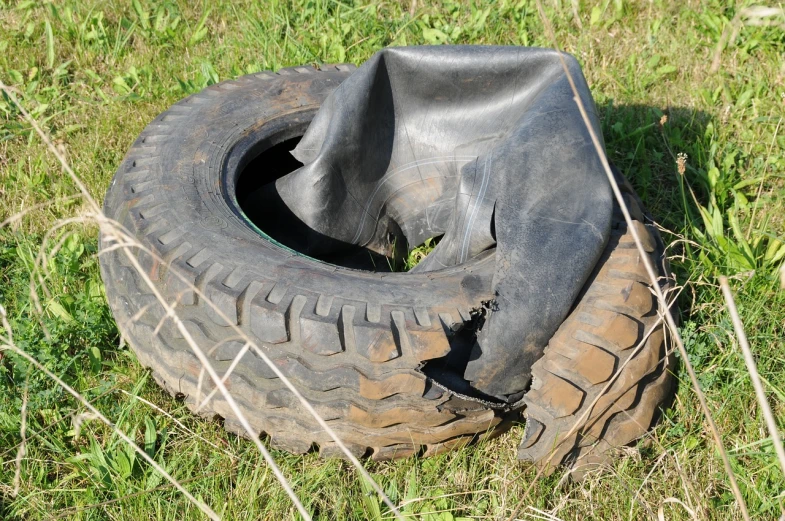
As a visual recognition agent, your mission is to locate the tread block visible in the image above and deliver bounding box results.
[266,284,288,304]
[160,241,192,265]
[186,248,212,268]
[355,324,400,362]
[136,247,161,282]
[545,343,616,385]
[619,221,655,252]
[245,350,280,380]
[527,374,585,418]
[594,382,637,418]
[213,340,277,380]
[408,329,451,361]
[139,204,168,221]
[271,436,312,454]
[339,305,357,352]
[250,297,288,344]
[319,442,367,459]
[575,311,604,327]
[176,319,214,353]
[595,330,665,415]
[128,145,158,155]
[371,444,418,461]
[205,282,242,326]
[607,268,651,284]
[358,373,425,400]
[129,180,155,194]
[365,302,381,323]
[123,168,151,181]
[519,417,545,450]
[223,267,246,289]
[347,404,454,429]
[286,295,307,342]
[130,293,163,324]
[237,280,266,326]
[594,281,654,316]
[423,436,472,457]
[141,134,167,143]
[263,389,296,410]
[274,358,354,391]
[194,263,225,304]
[598,314,641,350]
[414,307,432,327]
[622,194,645,222]
[422,382,445,400]
[214,340,249,361]
[131,157,156,168]
[315,294,334,317]
[164,262,199,305]
[621,281,654,315]
[390,311,413,356]
[439,312,462,332]
[136,216,169,237]
[265,391,342,421]
[300,316,343,355]
[606,250,641,267]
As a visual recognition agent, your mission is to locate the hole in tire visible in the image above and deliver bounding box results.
[234,135,441,272]
[235,136,304,200]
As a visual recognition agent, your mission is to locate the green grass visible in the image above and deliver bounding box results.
[1,0,784,519]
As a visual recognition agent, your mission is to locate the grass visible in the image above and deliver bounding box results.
[1,0,784,519]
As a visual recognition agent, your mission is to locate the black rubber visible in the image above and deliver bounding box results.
[99,64,508,460]
[99,57,673,466]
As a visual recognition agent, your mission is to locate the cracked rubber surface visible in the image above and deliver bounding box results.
[517,174,675,474]
[100,62,673,463]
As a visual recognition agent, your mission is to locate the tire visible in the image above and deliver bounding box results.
[99,64,673,463]
[517,175,675,475]
[100,64,505,460]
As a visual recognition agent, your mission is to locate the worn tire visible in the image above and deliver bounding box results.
[517,175,675,474]
[99,64,506,460]
[99,64,673,463]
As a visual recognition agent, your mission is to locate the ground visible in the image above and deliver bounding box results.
[1,0,784,519]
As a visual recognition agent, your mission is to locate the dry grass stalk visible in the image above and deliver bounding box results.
[48,470,225,521]
[118,390,237,459]
[710,6,785,73]
[507,3,754,521]
[0,78,405,521]
[104,226,405,520]
[719,276,785,477]
[0,342,222,520]
[12,376,28,497]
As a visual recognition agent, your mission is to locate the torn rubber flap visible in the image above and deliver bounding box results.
[256,46,612,401]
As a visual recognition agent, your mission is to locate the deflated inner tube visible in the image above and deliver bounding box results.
[99,47,674,467]
[247,47,613,402]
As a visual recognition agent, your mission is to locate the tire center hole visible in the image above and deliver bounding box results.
[235,136,441,272]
